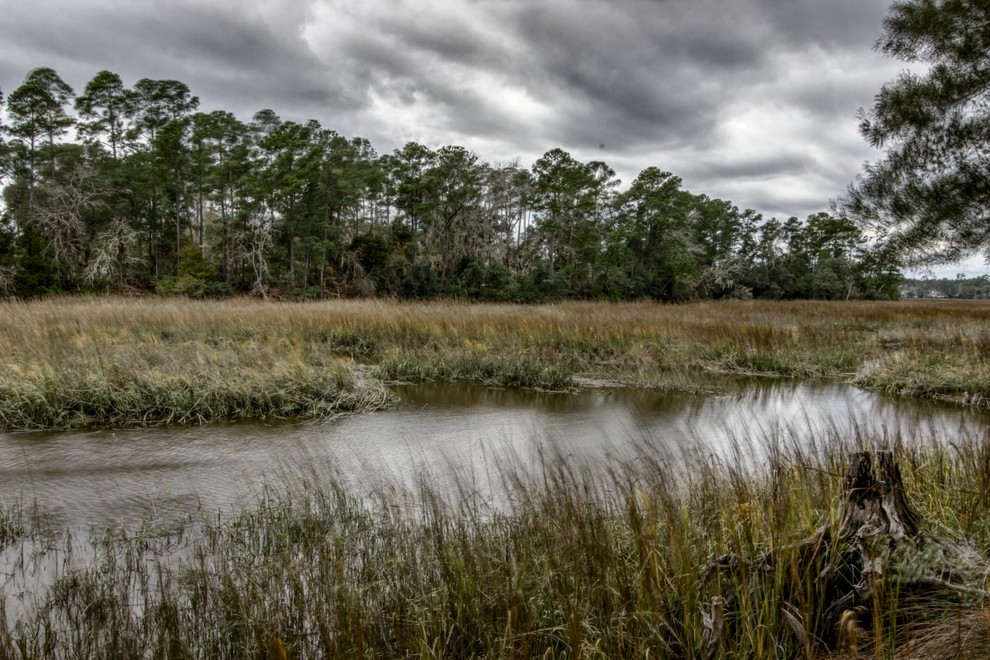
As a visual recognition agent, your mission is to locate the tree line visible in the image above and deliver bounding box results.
[900,275,990,299]
[0,67,903,302]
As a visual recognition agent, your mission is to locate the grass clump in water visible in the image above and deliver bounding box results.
[0,356,393,429]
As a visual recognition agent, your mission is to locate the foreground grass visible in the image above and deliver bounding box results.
[2,429,989,658]
[0,296,988,429]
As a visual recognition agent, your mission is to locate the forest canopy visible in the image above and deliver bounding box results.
[0,67,903,301]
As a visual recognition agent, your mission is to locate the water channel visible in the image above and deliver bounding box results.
[0,379,986,531]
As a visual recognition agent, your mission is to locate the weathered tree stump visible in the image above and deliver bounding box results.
[700,451,990,658]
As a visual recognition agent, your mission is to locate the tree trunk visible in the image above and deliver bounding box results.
[701,451,989,659]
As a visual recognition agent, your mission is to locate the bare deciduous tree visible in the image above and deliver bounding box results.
[0,266,13,295]
[83,218,142,290]
[34,165,106,280]
[697,256,749,299]
[234,210,276,299]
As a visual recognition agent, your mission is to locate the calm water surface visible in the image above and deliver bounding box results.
[0,380,985,529]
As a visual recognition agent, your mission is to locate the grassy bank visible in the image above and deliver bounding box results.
[0,296,988,429]
[2,429,989,658]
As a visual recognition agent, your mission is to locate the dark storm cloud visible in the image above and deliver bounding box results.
[700,153,813,181]
[493,0,892,155]
[376,10,499,67]
[0,0,901,221]
[0,0,357,121]
[502,1,771,151]
[763,0,890,49]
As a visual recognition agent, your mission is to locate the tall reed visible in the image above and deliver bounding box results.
[2,425,988,657]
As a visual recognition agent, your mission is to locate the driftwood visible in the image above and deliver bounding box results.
[700,451,990,658]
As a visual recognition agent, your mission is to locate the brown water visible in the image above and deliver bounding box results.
[0,380,985,530]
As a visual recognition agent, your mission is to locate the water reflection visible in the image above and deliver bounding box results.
[0,380,985,529]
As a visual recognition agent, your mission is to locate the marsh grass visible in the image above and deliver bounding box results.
[2,426,989,658]
[377,350,575,390]
[1,296,988,428]
[0,505,27,550]
[0,297,397,429]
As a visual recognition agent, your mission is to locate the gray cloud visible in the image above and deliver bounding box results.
[697,153,813,181]
[1,0,903,223]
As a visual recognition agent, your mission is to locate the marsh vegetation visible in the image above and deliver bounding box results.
[0,296,987,430]
[1,296,989,657]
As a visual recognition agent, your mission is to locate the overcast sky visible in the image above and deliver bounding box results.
[1,0,985,277]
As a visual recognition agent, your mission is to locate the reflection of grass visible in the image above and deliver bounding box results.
[1,296,988,428]
[3,428,989,657]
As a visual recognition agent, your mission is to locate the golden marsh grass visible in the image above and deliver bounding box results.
[0,296,987,428]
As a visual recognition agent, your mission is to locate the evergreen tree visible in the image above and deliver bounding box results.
[845,0,990,266]
[75,70,137,162]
